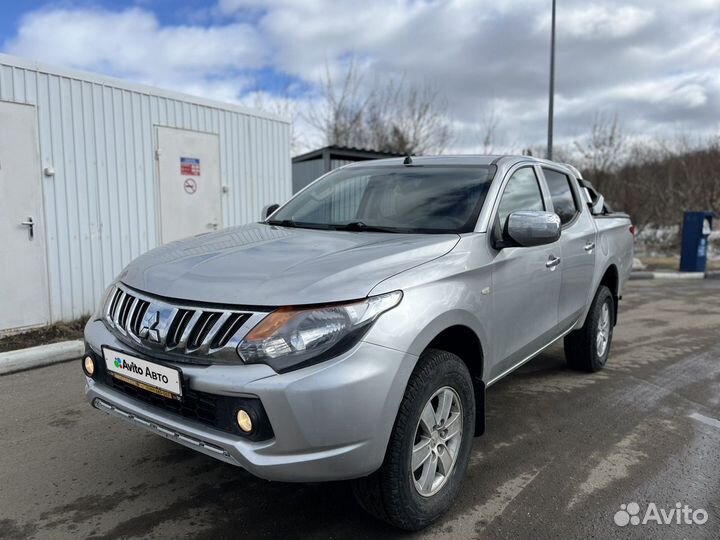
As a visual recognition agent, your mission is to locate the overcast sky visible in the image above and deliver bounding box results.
[2,0,719,154]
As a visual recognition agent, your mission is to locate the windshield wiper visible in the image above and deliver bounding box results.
[332,221,403,233]
[266,219,332,230]
[266,218,298,228]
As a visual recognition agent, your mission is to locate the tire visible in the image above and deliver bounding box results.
[352,348,475,531]
[564,285,614,372]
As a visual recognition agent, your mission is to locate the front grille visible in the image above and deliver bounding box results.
[103,284,267,364]
[89,351,274,441]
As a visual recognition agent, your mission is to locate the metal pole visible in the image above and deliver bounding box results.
[547,0,556,160]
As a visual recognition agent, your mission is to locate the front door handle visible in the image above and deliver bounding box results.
[584,241,595,252]
[20,217,34,240]
[546,255,561,269]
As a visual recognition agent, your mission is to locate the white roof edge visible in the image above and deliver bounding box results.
[0,53,291,124]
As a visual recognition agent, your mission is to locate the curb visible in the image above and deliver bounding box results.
[630,271,707,280]
[0,340,84,375]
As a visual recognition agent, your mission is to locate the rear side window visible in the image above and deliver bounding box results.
[496,167,545,226]
[542,168,578,225]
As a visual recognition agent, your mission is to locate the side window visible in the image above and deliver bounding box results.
[496,167,545,227]
[542,168,578,225]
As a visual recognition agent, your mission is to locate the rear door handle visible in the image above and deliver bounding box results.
[546,255,561,269]
[584,241,595,252]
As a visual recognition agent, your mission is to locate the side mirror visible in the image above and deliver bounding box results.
[506,211,561,247]
[262,203,280,220]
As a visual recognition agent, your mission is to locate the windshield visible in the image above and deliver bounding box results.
[269,165,496,233]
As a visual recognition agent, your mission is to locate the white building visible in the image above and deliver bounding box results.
[0,54,292,332]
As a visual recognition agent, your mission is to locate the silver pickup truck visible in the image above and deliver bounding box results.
[83,155,633,530]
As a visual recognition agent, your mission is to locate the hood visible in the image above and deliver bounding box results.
[119,223,459,306]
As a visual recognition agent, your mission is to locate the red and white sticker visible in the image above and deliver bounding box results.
[180,157,200,176]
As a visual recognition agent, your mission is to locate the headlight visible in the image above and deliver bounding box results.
[237,291,402,372]
[91,283,116,321]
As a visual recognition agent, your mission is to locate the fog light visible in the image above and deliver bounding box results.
[236,409,253,433]
[83,355,95,377]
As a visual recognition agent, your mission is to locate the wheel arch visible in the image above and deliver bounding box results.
[412,320,487,437]
[599,264,619,325]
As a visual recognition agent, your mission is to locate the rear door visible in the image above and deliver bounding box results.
[541,167,597,329]
[488,166,561,381]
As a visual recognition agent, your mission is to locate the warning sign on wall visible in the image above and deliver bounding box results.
[180,157,200,176]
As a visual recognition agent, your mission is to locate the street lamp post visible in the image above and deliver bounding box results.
[547,0,556,160]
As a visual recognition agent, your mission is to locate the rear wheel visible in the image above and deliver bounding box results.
[353,348,475,530]
[565,285,614,372]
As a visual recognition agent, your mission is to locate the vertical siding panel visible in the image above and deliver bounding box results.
[174,100,183,128]
[56,76,78,317]
[230,114,240,225]
[218,110,228,225]
[242,115,253,224]
[192,104,200,130]
[128,91,141,257]
[140,93,154,252]
[12,67,25,102]
[238,114,247,225]
[91,83,110,288]
[112,88,129,265]
[70,78,91,315]
[106,87,122,271]
[24,69,37,104]
[0,56,291,325]
[247,116,256,224]
[37,73,61,321]
[0,65,13,100]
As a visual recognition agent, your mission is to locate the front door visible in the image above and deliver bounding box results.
[0,101,50,331]
[489,166,561,381]
[156,127,222,244]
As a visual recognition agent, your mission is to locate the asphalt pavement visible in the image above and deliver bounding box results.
[1,279,719,539]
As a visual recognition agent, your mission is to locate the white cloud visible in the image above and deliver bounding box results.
[536,4,655,39]
[3,1,719,154]
[612,79,708,108]
[5,7,266,95]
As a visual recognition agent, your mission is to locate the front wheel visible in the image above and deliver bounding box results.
[353,349,475,530]
[565,285,615,372]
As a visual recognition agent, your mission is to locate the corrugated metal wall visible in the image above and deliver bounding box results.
[292,159,325,193]
[0,55,292,323]
[330,159,353,169]
[292,158,355,193]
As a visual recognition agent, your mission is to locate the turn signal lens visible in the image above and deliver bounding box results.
[83,355,95,377]
[236,409,253,433]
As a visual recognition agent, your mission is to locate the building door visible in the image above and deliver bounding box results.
[156,127,222,244]
[0,101,50,331]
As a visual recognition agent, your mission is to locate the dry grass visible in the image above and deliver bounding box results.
[0,318,87,353]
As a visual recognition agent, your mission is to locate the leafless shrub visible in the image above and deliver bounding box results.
[306,60,452,155]
[579,131,720,231]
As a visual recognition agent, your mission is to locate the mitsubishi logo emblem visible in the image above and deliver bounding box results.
[139,311,161,343]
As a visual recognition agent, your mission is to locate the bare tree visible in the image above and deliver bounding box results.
[475,101,499,154]
[306,60,452,155]
[574,112,626,175]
